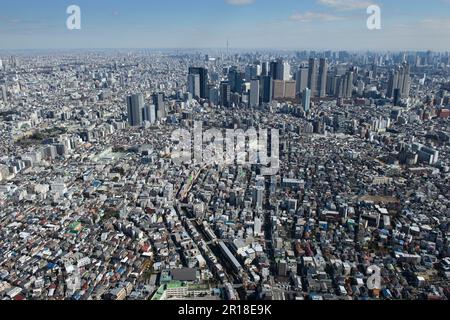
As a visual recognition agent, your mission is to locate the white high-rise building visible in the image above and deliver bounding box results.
[249,79,260,107]
[276,60,291,81]
[188,74,200,98]
[254,217,262,236]
[296,67,308,95]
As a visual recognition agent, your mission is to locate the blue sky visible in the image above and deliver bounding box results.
[0,0,449,50]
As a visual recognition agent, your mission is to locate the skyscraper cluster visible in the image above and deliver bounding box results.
[387,62,411,99]
[127,93,157,127]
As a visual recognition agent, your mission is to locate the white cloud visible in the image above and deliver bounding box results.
[289,11,343,22]
[317,0,374,11]
[225,0,255,6]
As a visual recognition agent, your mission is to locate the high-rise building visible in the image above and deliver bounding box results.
[261,76,273,104]
[261,61,269,76]
[269,61,278,80]
[220,81,231,107]
[284,80,296,99]
[318,58,328,97]
[276,59,291,81]
[400,62,411,98]
[187,74,200,99]
[249,78,260,107]
[245,65,258,81]
[143,104,156,124]
[152,92,165,119]
[253,186,264,209]
[308,58,319,97]
[228,67,243,93]
[127,93,144,127]
[345,71,354,98]
[387,62,411,98]
[302,88,311,113]
[209,86,220,106]
[273,80,285,100]
[254,217,262,236]
[188,67,208,99]
[335,71,354,99]
[296,67,309,95]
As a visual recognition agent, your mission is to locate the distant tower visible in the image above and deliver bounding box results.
[220,81,231,107]
[275,59,290,81]
[296,67,309,95]
[308,58,319,97]
[249,78,260,108]
[302,88,311,113]
[318,58,328,97]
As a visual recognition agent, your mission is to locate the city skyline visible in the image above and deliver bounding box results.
[1,0,450,51]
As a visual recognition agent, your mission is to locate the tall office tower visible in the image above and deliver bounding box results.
[209,87,220,105]
[261,75,273,103]
[261,62,269,76]
[302,88,311,113]
[296,67,309,95]
[245,65,258,81]
[308,58,319,97]
[345,71,354,98]
[228,67,243,93]
[335,71,353,99]
[330,75,340,96]
[273,80,285,100]
[276,59,291,81]
[318,58,328,97]
[284,80,296,99]
[152,92,165,119]
[326,71,335,95]
[143,104,156,124]
[127,93,144,127]
[387,70,399,98]
[0,59,3,70]
[220,81,231,107]
[335,75,344,98]
[400,62,411,98]
[387,62,411,98]
[269,61,278,80]
[249,78,260,107]
[187,73,200,98]
[188,67,208,99]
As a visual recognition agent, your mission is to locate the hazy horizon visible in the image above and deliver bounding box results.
[1,0,450,51]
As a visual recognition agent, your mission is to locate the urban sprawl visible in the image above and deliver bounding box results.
[0,50,449,301]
